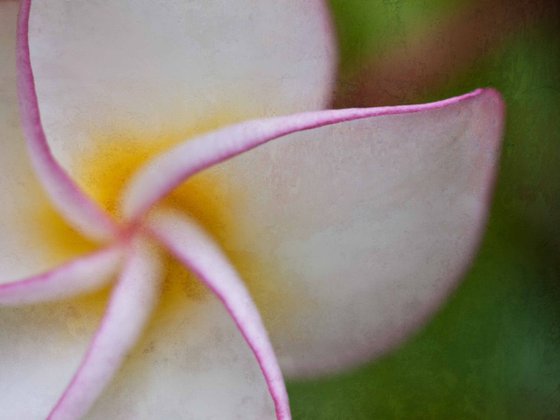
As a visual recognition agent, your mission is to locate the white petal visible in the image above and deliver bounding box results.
[27,0,335,181]
[121,90,486,220]
[147,210,290,419]
[17,0,119,241]
[87,292,277,419]
[0,1,95,284]
[49,240,161,419]
[0,7,114,415]
[150,89,503,377]
[0,292,108,417]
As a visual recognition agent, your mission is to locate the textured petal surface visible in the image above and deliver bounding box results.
[0,6,110,416]
[148,210,290,419]
[17,0,118,240]
[0,246,122,306]
[0,298,107,418]
[87,283,277,419]
[27,0,335,184]
[1,1,94,283]
[135,90,503,378]
[122,90,485,219]
[49,240,161,419]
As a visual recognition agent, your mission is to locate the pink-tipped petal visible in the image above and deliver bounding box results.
[1,1,99,285]
[134,89,503,378]
[0,246,123,306]
[122,89,485,219]
[89,298,278,418]
[147,210,290,420]
[17,0,118,241]
[48,240,161,420]
[25,0,334,187]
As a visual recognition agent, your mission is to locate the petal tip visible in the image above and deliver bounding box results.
[472,87,506,122]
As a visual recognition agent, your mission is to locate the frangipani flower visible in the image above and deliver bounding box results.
[0,0,504,418]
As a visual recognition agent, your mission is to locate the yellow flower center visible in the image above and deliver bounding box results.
[29,116,304,339]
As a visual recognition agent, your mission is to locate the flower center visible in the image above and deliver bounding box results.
[75,131,300,326]
[78,134,238,298]
[31,121,305,336]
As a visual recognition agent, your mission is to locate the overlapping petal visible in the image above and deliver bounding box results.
[87,298,277,419]
[122,90,489,219]
[1,0,96,284]
[17,0,119,240]
[125,89,503,377]
[26,0,335,190]
[49,240,161,419]
[147,210,290,419]
[0,5,113,416]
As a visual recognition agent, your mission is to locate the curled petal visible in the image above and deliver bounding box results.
[48,240,161,419]
[122,89,486,219]
[1,0,99,285]
[17,0,118,241]
[25,0,334,189]
[147,210,290,420]
[0,246,123,306]
[130,89,503,377]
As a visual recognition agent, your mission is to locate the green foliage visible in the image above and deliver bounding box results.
[328,0,465,72]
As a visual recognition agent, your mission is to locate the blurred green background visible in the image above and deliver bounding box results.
[288,1,560,418]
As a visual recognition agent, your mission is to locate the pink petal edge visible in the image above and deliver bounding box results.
[17,0,119,241]
[48,240,161,420]
[122,88,492,220]
[147,210,291,420]
[0,246,123,306]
